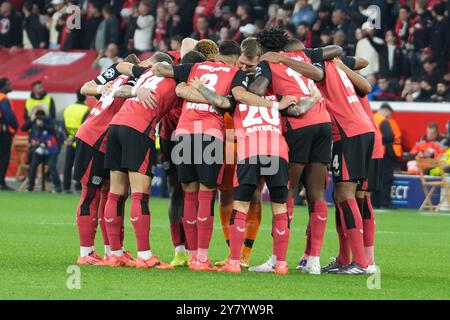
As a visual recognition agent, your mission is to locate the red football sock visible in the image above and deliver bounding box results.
[77,185,100,248]
[309,200,328,257]
[98,188,109,246]
[130,192,151,252]
[182,191,198,252]
[229,210,247,261]
[337,199,367,268]
[272,213,290,262]
[105,192,126,251]
[335,205,350,265]
[197,190,216,257]
[362,195,375,247]
[287,196,295,222]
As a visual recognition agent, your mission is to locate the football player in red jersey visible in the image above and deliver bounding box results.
[248,29,341,274]
[330,58,381,274]
[101,52,183,269]
[274,46,375,274]
[74,55,140,266]
[161,40,219,267]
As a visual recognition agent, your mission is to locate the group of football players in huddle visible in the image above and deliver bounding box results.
[74,26,381,275]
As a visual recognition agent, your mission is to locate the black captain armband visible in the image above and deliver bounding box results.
[95,63,119,85]
[132,65,148,78]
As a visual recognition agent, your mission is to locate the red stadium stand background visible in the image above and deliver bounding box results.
[1,49,450,178]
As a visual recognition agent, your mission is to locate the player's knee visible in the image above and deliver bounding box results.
[234,184,256,203]
[269,186,288,204]
[306,186,324,202]
[233,200,251,213]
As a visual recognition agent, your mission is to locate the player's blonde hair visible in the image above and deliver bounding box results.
[194,39,219,62]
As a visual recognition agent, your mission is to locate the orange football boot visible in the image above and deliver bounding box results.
[193,259,218,272]
[95,255,110,266]
[274,263,289,275]
[108,254,136,267]
[135,256,174,269]
[218,263,241,273]
[77,255,101,266]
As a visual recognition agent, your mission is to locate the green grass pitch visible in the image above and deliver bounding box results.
[1,191,450,300]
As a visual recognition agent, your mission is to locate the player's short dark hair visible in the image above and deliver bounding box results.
[151,52,173,64]
[181,51,207,64]
[256,26,289,52]
[284,38,304,52]
[219,40,241,57]
[380,103,394,113]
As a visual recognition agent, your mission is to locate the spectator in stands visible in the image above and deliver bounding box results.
[228,14,242,42]
[94,4,119,51]
[82,4,103,49]
[395,5,411,44]
[422,56,443,84]
[401,77,421,101]
[122,1,139,54]
[153,6,168,49]
[318,27,332,46]
[191,15,217,42]
[236,3,252,26]
[430,2,450,69]
[373,103,401,209]
[373,77,400,101]
[0,1,22,48]
[265,3,279,28]
[166,0,182,38]
[193,0,216,33]
[296,22,312,48]
[311,3,333,39]
[0,78,18,191]
[132,0,154,53]
[292,0,316,27]
[333,29,348,55]
[431,81,450,102]
[62,90,89,193]
[24,81,56,121]
[277,2,294,26]
[415,77,435,102]
[379,30,408,81]
[219,26,230,42]
[355,22,382,77]
[46,0,66,49]
[22,1,46,49]
[22,107,61,193]
[169,35,182,51]
[92,43,123,74]
[331,8,349,34]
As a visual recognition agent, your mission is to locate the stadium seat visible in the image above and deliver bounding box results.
[10,136,29,182]
[417,158,450,212]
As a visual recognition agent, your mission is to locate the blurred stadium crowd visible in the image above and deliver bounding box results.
[0,0,449,102]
